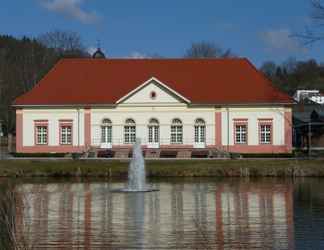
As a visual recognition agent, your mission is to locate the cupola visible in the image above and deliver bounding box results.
[92,48,106,59]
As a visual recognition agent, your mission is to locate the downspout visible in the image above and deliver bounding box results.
[227,107,230,153]
[77,108,80,149]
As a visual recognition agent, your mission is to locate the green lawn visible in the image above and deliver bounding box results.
[0,159,323,177]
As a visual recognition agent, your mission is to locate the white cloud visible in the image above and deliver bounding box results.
[260,28,307,53]
[40,0,100,24]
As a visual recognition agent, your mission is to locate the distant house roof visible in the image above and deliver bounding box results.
[14,58,293,106]
[293,102,324,123]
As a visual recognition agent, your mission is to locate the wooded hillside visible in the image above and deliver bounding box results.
[1,34,324,135]
[0,32,89,134]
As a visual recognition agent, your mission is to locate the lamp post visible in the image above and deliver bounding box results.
[0,79,3,159]
[308,122,311,158]
[0,121,2,160]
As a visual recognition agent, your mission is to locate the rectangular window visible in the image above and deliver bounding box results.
[148,126,159,143]
[235,124,247,144]
[35,124,48,145]
[124,126,136,144]
[60,121,73,145]
[154,126,159,143]
[195,125,206,143]
[149,126,153,143]
[171,125,183,144]
[260,124,272,144]
[233,119,248,145]
[101,126,112,143]
[259,119,273,144]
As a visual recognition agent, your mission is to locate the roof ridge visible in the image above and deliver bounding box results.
[60,57,247,62]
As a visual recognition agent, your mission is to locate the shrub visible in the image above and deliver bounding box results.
[241,153,293,158]
[11,152,66,158]
[97,150,115,158]
[71,153,83,160]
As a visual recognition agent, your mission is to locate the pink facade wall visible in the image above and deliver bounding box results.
[18,145,85,153]
[222,145,291,154]
[16,109,23,152]
[16,109,90,154]
[84,108,91,149]
[214,111,292,154]
[284,111,293,152]
[215,112,222,147]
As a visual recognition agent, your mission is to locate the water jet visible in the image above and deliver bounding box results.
[113,138,158,192]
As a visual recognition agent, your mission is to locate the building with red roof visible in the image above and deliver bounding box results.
[14,56,293,156]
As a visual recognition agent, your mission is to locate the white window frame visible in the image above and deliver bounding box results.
[148,118,159,148]
[60,122,73,145]
[194,119,206,145]
[124,119,136,144]
[235,124,247,144]
[101,119,112,144]
[171,118,183,144]
[35,125,48,145]
[259,124,272,144]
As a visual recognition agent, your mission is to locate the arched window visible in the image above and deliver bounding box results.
[101,119,112,144]
[148,118,159,144]
[194,118,206,144]
[171,118,183,144]
[124,118,136,144]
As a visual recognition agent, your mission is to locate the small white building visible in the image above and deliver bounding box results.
[294,90,324,105]
[14,57,293,156]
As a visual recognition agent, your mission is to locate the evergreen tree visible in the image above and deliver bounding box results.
[0,32,89,134]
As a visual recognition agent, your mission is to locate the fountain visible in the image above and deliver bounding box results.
[114,138,158,192]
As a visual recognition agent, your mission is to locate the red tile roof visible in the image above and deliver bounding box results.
[14,58,293,106]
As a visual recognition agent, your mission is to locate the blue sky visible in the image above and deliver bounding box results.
[0,0,323,66]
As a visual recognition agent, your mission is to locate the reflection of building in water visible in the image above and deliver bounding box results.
[15,181,294,249]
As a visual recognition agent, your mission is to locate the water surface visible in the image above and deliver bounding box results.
[4,178,324,249]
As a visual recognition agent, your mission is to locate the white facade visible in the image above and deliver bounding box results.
[20,106,288,149]
[121,80,184,104]
[91,106,216,147]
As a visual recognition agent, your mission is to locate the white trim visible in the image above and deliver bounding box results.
[116,77,191,104]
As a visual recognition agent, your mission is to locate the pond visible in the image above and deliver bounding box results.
[1,177,324,249]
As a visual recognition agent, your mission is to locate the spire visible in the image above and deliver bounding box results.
[97,39,101,50]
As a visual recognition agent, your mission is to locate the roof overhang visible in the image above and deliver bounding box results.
[12,102,294,109]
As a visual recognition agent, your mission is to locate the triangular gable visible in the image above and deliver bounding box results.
[116,77,191,104]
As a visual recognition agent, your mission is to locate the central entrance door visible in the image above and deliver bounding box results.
[148,119,160,148]
[194,119,206,148]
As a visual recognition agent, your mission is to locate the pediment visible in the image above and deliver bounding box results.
[116,77,190,104]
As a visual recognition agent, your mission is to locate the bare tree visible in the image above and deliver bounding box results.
[38,30,86,55]
[184,41,234,58]
[260,61,277,78]
[297,0,324,44]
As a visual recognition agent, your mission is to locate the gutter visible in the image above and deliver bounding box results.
[12,102,295,109]
[12,104,117,108]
